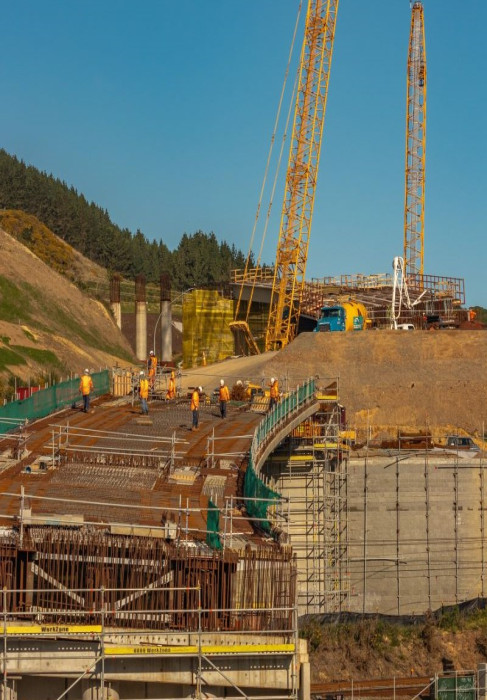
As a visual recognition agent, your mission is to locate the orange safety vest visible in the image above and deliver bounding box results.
[79,374,93,396]
[148,355,158,375]
[190,390,200,411]
[139,378,149,399]
[166,376,176,399]
[270,380,279,399]
[219,385,230,402]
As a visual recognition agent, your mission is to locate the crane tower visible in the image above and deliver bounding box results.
[404,1,426,279]
[265,0,339,351]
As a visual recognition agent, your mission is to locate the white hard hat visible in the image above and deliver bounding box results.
[236,380,243,386]
[139,370,145,376]
[198,386,203,392]
[84,369,90,374]
[150,350,154,355]
[271,377,275,383]
[220,379,224,386]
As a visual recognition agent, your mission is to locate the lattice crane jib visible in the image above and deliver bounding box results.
[404,1,426,279]
[265,0,338,352]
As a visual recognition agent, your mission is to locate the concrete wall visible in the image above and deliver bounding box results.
[348,450,486,614]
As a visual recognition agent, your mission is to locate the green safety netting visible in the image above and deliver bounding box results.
[243,457,280,533]
[437,674,475,700]
[206,499,222,550]
[0,370,111,435]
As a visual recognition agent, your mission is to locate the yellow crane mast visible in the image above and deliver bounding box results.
[265,0,339,351]
[404,0,427,279]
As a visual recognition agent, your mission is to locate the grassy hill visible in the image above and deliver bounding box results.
[0,216,135,397]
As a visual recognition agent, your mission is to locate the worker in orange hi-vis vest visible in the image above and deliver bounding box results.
[139,371,149,415]
[269,377,279,412]
[147,350,158,387]
[166,370,176,400]
[191,386,202,431]
[219,379,230,419]
[79,369,94,413]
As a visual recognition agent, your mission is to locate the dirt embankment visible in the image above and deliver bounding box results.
[0,228,135,380]
[305,615,487,683]
[264,331,487,435]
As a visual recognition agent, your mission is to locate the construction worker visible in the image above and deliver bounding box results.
[79,369,94,413]
[166,370,176,400]
[147,350,158,388]
[191,386,202,431]
[219,379,230,419]
[269,377,279,412]
[139,371,149,415]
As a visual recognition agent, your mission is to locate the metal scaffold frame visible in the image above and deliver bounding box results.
[262,382,349,615]
[1,585,300,700]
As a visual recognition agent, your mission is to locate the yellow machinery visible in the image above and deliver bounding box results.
[404,1,426,278]
[231,0,339,354]
[314,300,368,332]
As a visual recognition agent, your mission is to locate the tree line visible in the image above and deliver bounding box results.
[0,149,251,289]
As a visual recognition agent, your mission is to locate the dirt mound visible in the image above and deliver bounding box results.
[0,228,134,381]
[265,331,487,433]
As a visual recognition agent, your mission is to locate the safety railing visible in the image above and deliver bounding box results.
[251,377,316,469]
[244,378,316,532]
[1,585,299,700]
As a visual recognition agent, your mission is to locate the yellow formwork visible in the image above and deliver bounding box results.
[182,290,234,368]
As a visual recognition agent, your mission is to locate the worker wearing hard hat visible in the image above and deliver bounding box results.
[139,371,149,415]
[219,379,230,419]
[147,350,158,388]
[166,370,176,400]
[269,377,279,411]
[79,369,94,413]
[191,386,202,431]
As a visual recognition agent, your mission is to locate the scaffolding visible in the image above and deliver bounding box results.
[263,386,349,615]
[1,583,300,700]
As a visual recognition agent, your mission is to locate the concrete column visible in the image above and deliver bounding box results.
[135,275,147,362]
[0,680,17,700]
[110,274,122,330]
[82,681,119,700]
[298,638,311,700]
[160,273,172,362]
[160,300,172,362]
[478,663,487,700]
[111,302,122,329]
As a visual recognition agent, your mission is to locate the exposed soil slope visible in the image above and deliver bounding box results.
[0,227,134,380]
[306,616,487,683]
[180,331,486,435]
[265,331,487,434]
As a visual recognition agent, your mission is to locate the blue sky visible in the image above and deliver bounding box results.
[1,1,486,306]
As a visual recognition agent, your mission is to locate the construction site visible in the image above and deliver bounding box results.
[0,1,486,700]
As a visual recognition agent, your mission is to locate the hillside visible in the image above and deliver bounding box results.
[304,610,487,684]
[262,331,487,435]
[180,331,487,436]
[0,226,134,388]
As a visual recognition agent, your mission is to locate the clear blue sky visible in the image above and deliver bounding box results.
[1,1,485,306]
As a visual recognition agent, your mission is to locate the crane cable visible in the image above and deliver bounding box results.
[234,1,303,324]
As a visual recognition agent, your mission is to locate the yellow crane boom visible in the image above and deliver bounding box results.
[404,0,427,278]
[265,0,339,351]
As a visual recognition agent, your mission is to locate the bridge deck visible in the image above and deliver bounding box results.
[0,397,264,536]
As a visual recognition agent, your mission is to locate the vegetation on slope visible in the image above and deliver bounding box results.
[0,210,75,276]
[302,604,487,682]
[0,150,250,288]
